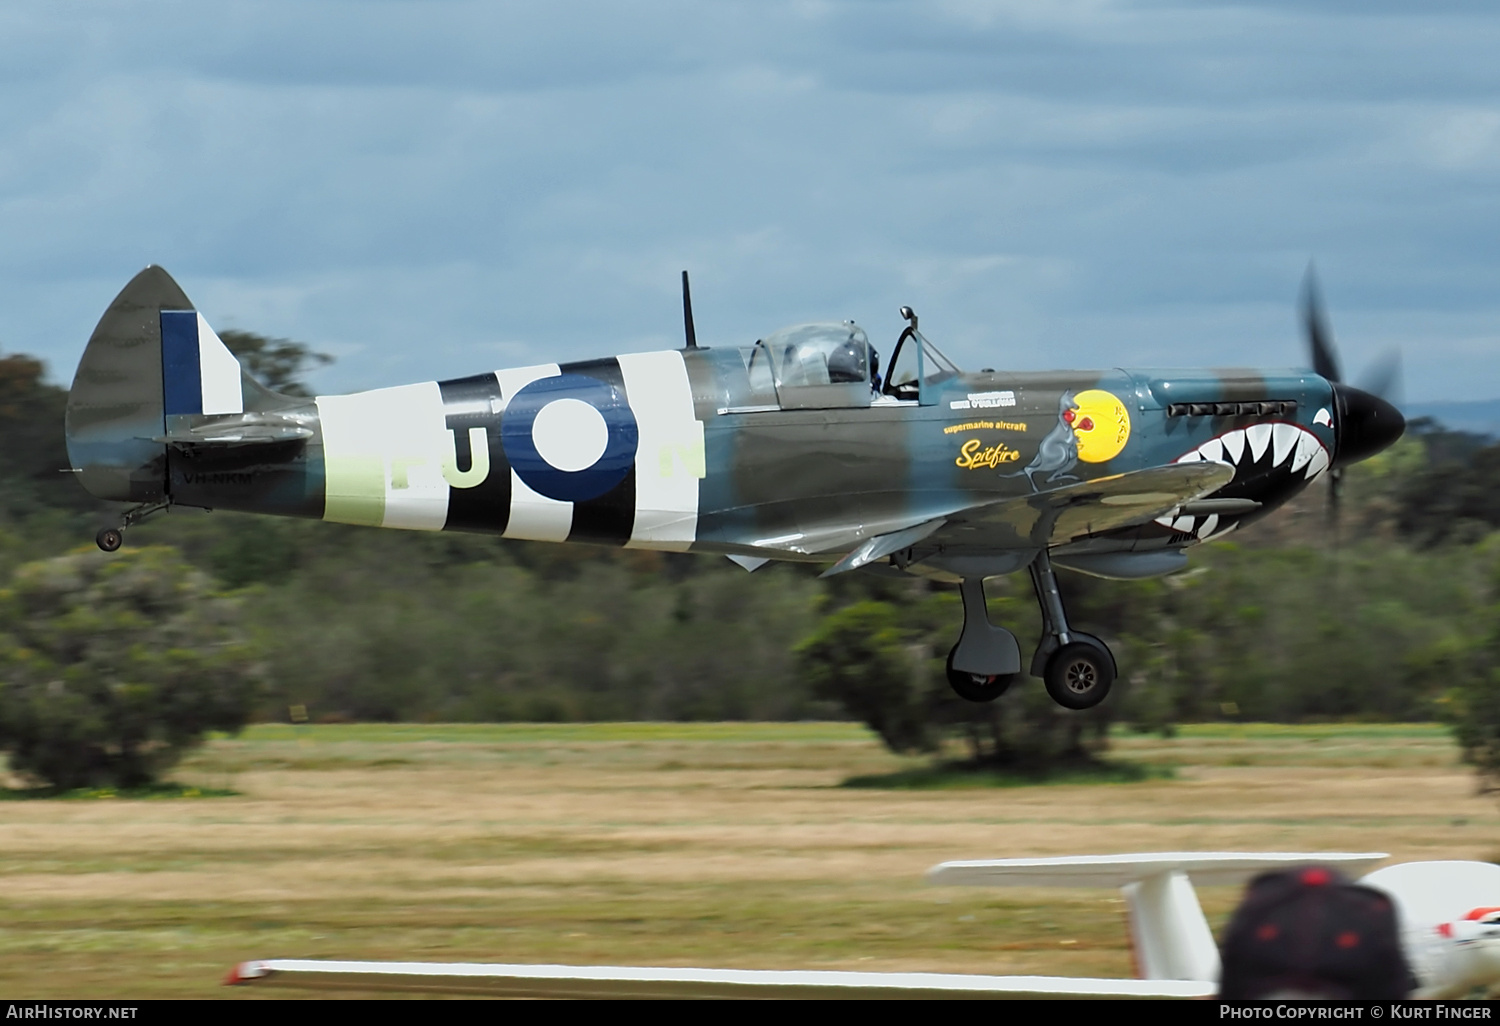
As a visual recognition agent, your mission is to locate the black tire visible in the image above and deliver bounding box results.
[96,528,123,553]
[945,646,1013,703]
[1043,642,1114,710]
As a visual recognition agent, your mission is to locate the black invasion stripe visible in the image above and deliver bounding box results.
[439,373,511,534]
[561,357,636,546]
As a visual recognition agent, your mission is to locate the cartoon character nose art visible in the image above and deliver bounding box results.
[1070,389,1129,464]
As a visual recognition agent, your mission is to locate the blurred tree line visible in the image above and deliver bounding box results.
[3,339,1500,780]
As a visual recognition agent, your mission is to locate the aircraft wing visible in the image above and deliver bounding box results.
[227,959,1215,999]
[929,852,1390,889]
[923,460,1235,554]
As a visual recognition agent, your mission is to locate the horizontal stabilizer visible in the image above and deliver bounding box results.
[227,959,1214,999]
[928,852,1389,889]
[152,411,314,448]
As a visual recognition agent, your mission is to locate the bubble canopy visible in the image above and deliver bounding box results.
[760,322,872,388]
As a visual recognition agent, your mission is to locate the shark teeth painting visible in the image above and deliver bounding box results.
[1154,422,1331,541]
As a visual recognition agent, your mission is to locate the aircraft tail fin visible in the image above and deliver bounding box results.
[1357,861,1500,998]
[927,852,1388,983]
[66,266,298,504]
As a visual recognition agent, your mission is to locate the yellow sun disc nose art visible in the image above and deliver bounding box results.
[1071,389,1131,463]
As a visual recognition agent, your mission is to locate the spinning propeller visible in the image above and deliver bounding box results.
[1300,266,1406,525]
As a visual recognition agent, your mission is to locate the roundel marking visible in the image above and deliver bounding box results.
[1071,388,1131,463]
[533,398,609,471]
[501,373,638,502]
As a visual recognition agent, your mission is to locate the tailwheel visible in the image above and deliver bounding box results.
[945,645,1014,703]
[1043,642,1114,710]
[95,527,123,553]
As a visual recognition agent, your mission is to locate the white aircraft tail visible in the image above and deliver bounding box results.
[1359,861,1500,998]
[926,852,1389,983]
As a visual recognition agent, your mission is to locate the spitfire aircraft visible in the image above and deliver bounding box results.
[65,266,1404,710]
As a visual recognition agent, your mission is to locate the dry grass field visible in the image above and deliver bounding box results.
[0,722,1494,999]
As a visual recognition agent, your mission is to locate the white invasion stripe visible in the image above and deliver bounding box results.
[379,382,451,530]
[1271,422,1298,467]
[495,363,572,542]
[1290,430,1317,475]
[1221,430,1245,464]
[233,959,1216,998]
[618,351,703,552]
[506,471,573,542]
[196,313,243,416]
[318,382,450,531]
[495,363,563,412]
[1246,423,1272,462]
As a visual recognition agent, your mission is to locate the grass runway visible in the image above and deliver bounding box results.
[0,722,1492,999]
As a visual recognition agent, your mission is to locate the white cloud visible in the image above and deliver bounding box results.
[0,2,1497,399]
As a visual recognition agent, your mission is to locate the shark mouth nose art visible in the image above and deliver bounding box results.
[1154,421,1331,540]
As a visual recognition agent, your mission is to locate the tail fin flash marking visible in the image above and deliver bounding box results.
[161,311,244,417]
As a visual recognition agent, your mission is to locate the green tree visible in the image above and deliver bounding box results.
[219,331,333,397]
[1444,539,1500,792]
[0,547,261,789]
[795,600,935,753]
[0,353,97,517]
[795,587,1119,771]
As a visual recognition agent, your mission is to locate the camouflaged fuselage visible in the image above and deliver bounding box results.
[68,267,1342,579]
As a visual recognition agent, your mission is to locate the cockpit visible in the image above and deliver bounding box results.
[738,315,960,411]
[744,321,874,410]
[739,316,959,411]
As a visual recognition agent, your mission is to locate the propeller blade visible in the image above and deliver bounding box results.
[1302,265,1342,384]
[1328,466,1344,554]
[1356,346,1403,406]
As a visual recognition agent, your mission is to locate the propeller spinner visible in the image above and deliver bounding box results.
[1300,267,1406,520]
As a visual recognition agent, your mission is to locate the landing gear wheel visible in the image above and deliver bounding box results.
[95,528,123,553]
[1044,642,1114,710]
[945,646,1014,703]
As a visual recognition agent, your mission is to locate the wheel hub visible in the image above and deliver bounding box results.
[1064,659,1097,693]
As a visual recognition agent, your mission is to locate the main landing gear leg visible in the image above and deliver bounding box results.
[95,501,170,553]
[1028,549,1116,710]
[945,578,1021,703]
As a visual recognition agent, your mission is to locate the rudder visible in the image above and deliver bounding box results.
[66,266,193,503]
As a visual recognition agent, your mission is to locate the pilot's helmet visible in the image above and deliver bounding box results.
[827,333,869,384]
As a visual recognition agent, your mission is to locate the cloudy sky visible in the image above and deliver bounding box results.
[2,1,1498,401]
